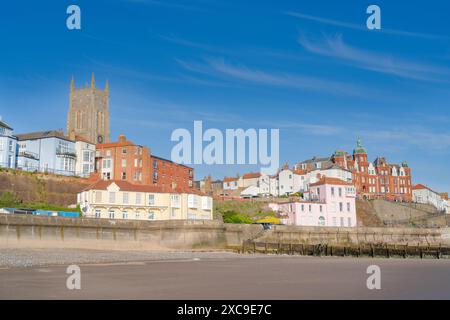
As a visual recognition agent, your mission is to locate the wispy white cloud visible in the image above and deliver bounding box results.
[360,128,450,152]
[176,57,372,97]
[298,34,450,82]
[285,11,449,40]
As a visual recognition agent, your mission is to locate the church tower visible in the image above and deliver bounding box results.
[67,73,110,144]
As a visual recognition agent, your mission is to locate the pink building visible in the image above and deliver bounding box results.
[269,177,357,227]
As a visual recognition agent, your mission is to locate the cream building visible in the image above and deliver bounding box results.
[78,180,213,221]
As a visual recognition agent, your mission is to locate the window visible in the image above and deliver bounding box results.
[308,205,312,212]
[122,148,127,154]
[340,217,344,227]
[332,217,337,226]
[121,159,126,168]
[301,204,304,212]
[83,164,90,174]
[331,187,335,196]
[347,217,352,227]
[122,211,128,219]
[148,212,155,220]
[106,150,111,157]
[148,194,155,205]
[121,172,126,180]
[171,194,180,208]
[136,193,141,205]
[108,210,115,219]
[8,140,13,152]
[338,188,342,197]
[318,216,325,226]
[95,210,101,218]
[83,151,90,162]
[102,159,111,169]
[347,202,351,212]
[339,202,343,212]
[123,192,129,204]
[201,196,212,210]
[171,208,176,218]
[95,191,102,203]
[319,205,322,213]
[109,192,116,203]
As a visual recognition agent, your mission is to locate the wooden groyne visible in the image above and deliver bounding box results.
[237,240,450,259]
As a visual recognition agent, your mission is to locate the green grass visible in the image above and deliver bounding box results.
[0,191,80,213]
[214,200,275,224]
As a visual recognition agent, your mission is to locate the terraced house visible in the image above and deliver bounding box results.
[78,180,213,221]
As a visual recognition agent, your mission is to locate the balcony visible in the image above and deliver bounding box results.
[56,148,77,158]
[18,150,39,160]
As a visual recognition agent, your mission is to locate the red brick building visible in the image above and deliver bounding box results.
[94,135,153,185]
[331,139,412,201]
[93,135,194,190]
[151,155,194,190]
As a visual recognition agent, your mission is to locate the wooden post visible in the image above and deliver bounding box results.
[264,242,268,254]
[253,242,256,254]
[277,242,281,255]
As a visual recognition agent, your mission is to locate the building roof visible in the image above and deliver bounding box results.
[353,138,367,155]
[243,172,261,179]
[0,118,13,130]
[223,176,238,183]
[298,156,331,164]
[412,184,439,195]
[74,135,95,144]
[16,130,73,142]
[83,180,204,195]
[309,176,353,187]
[151,155,193,170]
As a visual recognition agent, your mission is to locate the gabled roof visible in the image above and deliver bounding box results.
[309,176,353,187]
[16,130,73,142]
[412,184,439,195]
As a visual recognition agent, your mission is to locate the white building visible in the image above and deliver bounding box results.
[413,184,449,213]
[73,135,96,177]
[0,117,17,169]
[16,130,77,176]
[78,180,213,221]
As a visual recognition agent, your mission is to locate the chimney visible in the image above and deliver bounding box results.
[118,134,126,143]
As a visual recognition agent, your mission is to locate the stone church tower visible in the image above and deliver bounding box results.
[67,73,110,144]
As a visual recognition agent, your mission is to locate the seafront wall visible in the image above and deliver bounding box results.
[0,214,449,250]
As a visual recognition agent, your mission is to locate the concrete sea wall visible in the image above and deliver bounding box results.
[0,214,449,250]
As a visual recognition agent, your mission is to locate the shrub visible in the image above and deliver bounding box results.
[222,210,253,224]
[0,191,21,207]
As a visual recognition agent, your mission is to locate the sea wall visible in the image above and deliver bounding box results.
[0,214,449,251]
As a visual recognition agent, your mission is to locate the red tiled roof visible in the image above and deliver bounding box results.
[243,172,261,179]
[309,176,353,187]
[224,177,238,182]
[412,184,438,195]
[83,180,204,195]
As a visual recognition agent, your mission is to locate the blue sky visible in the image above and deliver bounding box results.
[1,1,450,191]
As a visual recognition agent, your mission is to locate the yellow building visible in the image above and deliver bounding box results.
[78,180,213,221]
